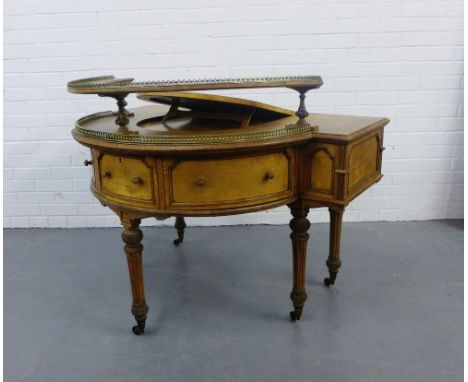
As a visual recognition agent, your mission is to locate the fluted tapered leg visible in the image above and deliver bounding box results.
[173,216,186,246]
[121,217,149,335]
[288,201,310,321]
[324,206,345,287]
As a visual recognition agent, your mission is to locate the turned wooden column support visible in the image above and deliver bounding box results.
[324,206,345,287]
[288,200,310,321]
[98,92,135,127]
[173,216,186,246]
[121,216,149,335]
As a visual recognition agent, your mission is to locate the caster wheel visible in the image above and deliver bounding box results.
[324,277,332,287]
[132,322,145,335]
[289,310,301,321]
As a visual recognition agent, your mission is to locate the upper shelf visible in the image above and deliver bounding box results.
[67,75,323,95]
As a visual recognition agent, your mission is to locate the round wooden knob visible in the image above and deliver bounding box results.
[195,178,205,187]
[264,171,275,180]
[103,170,111,178]
[132,177,143,185]
[84,159,93,166]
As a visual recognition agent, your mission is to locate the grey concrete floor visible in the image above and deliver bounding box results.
[4,220,463,382]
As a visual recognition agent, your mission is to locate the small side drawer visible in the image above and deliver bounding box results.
[97,153,155,203]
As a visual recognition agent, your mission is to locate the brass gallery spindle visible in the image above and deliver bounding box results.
[296,89,309,120]
[99,92,134,127]
[289,86,314,129]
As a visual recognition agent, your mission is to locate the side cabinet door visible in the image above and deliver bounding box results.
[344,128,384,201]
[301,143,346,203]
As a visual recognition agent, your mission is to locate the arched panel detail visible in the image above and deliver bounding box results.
[310,148,335,193]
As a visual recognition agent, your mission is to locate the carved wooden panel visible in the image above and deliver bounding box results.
[347,133,381,194]
[310,146,336,194]
[302,143,344,203]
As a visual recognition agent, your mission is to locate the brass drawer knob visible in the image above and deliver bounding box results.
[264,171,275,180]
[84,159,93,166]
[103,170,112,178]
[195,178,206,187]
[132,177,143,185]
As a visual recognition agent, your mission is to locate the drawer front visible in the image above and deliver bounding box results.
[98,154,155,203]
[166,151,292,208]
[303,143,345,202]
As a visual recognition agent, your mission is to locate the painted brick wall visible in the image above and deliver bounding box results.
[4,0,464,228]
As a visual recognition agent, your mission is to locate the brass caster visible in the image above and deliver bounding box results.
[289,309,302,321]
[324,271,338,287]
[132,321,145,335]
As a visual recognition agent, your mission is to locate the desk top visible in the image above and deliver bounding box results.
[69,76,388,153]
[73,92,388,153]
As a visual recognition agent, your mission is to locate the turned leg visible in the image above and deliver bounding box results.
[288,201,310,321]
[121,217,149,335]
[324,206,345,287]
[173,216,186,246]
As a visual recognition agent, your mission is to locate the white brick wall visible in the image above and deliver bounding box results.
[4,0,464,228]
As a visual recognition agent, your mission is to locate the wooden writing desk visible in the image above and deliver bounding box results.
[68,75,389,335]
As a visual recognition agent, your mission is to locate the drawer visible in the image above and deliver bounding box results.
[97,153,155,203]
[165,152,292,208]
